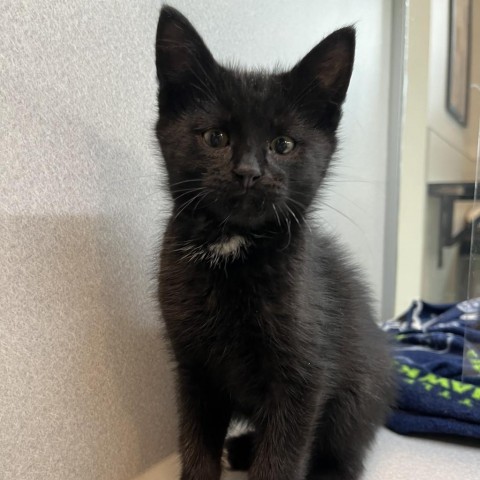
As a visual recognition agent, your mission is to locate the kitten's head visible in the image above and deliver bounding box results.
[155,6,354,231]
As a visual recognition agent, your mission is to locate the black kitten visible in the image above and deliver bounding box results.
[155,6,394,480]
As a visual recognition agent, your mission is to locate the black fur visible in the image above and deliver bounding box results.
[155,6,394,480]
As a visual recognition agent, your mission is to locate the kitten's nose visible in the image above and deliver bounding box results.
[233,165,261,189]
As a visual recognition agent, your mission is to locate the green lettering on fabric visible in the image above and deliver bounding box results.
[472,388,480,400]
[438,390,451,400]
[466,349,480,372]
[467,349,479,359]
[419,373,450,389]
[451,380,474,394]
[469,361,480,374]
[398,364,421,379]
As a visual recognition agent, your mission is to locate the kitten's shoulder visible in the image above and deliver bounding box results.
[307,229,373,308]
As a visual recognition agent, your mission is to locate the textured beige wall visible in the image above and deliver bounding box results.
[1,1,177,479]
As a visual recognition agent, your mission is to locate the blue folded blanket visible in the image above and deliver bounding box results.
[383,298,480,439]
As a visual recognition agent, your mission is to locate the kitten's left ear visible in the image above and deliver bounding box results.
[291,26,356,104]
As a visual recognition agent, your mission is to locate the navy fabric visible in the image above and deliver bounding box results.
[383,298,480,439]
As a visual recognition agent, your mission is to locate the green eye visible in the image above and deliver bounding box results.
[271,136,295,154]
[203,129,229,148]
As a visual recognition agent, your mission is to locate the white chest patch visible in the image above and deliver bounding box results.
[208,235,246,257]
[177,235,250,267]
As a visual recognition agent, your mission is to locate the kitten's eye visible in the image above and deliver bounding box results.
[203,129,229,148]
[271,136,295,154]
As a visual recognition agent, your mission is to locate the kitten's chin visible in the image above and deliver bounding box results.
[227,211,269,229]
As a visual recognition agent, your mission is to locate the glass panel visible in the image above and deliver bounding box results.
[463,115,480,383]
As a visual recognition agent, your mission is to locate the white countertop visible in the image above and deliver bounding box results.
[136,428,480,480]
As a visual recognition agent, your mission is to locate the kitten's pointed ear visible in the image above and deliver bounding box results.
[155,6,216,86]
[292,26,355,104]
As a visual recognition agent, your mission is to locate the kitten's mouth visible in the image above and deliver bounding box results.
[228,189,265,213]
[222,191,279,228]
[205,185,281,228]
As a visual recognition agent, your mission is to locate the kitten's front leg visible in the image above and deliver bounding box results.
[249,387,319,480]
[176,367,231,480]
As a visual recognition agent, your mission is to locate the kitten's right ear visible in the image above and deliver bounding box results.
[155,6,216,86]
